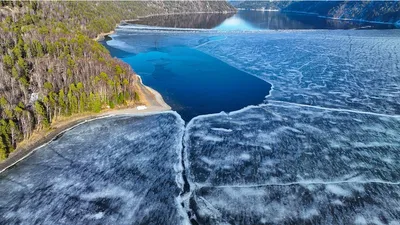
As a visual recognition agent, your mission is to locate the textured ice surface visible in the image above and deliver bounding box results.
[0,113,187,225]
[185,102,400,224]
[197,30,400,115]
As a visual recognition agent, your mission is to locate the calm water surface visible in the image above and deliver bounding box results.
[120,45,271,121]
[132,10,397,30]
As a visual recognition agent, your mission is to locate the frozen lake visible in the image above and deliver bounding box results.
[104,26,400,117]
[2,11,400,225]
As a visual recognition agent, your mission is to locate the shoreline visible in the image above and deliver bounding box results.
[93,10,237,41]
[124,10,236,23]
[0,76,171,173]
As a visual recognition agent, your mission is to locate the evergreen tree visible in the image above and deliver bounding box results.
[0,138,7,160]
[34,101,49,128]
[58,90,66,116]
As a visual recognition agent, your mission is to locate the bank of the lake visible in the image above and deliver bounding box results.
[1,12,178,172]
[0,77,170,173]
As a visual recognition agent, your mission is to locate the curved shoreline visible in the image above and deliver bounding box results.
[0,75,170,174]
[1,11,235,173]
[0,14,178,173]
[94,30,115,41]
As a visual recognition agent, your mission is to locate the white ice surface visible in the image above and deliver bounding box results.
[185,102,400,224]
[197,30,400,115]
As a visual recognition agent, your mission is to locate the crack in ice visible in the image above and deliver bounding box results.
[267,100,400,118]
[196,180,400,188]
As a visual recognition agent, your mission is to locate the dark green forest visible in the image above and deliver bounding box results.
[0,0,235,160]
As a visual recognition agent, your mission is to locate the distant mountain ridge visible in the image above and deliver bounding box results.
[236,1,400,24]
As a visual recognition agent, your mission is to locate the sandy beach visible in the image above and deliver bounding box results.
[93,30,115,41]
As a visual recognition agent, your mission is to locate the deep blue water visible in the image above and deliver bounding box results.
[102,41,271,121]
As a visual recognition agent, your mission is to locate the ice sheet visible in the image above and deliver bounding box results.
[193,183,400,225]
[185,102,400,224]
[3,28,400,225]
[0,113,187,225]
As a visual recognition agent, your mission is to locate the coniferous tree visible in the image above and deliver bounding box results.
[34,101,49,128]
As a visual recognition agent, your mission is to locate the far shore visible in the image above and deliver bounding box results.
[92,10,237,41]
[123,10,236,23]
[0,78,171,173]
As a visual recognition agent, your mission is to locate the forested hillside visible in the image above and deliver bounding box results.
[0,0,235,160]
[237,1,400,24]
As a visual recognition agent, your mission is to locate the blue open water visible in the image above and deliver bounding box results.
[101,34,272,121]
